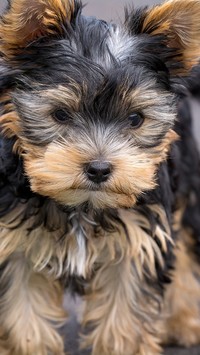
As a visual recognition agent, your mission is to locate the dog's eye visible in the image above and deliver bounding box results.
[53,109,70,123]
[129,113,144,128]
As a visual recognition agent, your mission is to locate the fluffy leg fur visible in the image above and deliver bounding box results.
[82,257,162,355]
[80,206,173,355]
[162,231,200,347]
[0,252,66,355]
[81,211,166,355]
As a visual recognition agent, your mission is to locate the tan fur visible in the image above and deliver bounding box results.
[21,128,177,209]
[162,230,200,347]
[43,84,83,111]
[0,111,20,138]
[0,253,66,355]
[0,0,200,353]
[81,205,171,355]
[0,0,75,53]
[0,202,171,354]
[0,95,20,137]
[0,201,171,275]
[0,76,177,210]
[82,258,162,355]
[0,94,22,152]
[142,0,200,74]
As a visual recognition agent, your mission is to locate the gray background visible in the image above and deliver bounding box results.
[0,0,161,15]
[0,0,200,354]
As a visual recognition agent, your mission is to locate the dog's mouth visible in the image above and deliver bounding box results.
[70,183,127,195]
[71,185,109,192]
[59,187,137,209]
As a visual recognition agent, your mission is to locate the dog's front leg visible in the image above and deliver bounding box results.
[0,252,66,355]
[82,256,162,355]
[80,206,172,355]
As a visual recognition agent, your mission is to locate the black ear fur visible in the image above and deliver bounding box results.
[0,135,32,217]
[178,65,200,260]
[184,65,200,98]
[125,0,200,76]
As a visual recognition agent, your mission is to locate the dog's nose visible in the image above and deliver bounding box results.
[85,161,112,184]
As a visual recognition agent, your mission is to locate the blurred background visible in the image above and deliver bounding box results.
[83,0,161,19]
[0,0,200,354]
[0,0,162,15]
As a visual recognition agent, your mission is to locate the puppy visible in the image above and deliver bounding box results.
[0,0,200,354]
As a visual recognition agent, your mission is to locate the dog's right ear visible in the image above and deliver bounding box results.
[0,0,78,54]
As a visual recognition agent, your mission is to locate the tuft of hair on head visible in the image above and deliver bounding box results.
[0,0,79,54]
[125,0,200,76]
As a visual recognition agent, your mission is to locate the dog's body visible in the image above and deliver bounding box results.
[0,0,200,354]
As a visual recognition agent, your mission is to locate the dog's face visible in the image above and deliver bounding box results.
[10,29,177,209]
[0,0,200,209]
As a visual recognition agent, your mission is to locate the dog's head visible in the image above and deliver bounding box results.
[0,0,200,209]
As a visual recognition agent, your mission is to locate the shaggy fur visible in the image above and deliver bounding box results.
[0,0,200,354]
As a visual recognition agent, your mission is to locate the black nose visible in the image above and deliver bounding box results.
[85,161,112,184]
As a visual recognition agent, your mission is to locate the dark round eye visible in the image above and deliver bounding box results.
[129,112,144,128]
[53,109,70,123]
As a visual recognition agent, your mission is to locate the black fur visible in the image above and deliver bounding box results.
[0,135,32,217]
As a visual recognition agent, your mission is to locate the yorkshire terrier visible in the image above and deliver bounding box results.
[0,0,200,354]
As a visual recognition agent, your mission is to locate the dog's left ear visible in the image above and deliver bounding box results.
[128,0,200,75]
[0,0,76,52]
